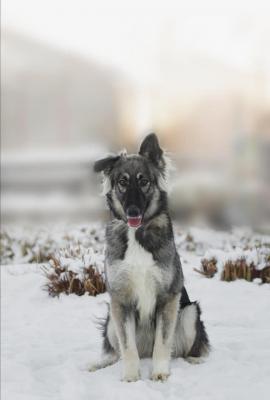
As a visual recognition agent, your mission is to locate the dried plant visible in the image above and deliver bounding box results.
[43,248,106,297]
[195,251,270,284]
[221,259,256,282]
[194,257,217,278]
[261,266,270,283]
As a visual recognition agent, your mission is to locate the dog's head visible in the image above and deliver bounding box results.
[94,133,169,227]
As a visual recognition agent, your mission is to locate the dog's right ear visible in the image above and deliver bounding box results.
[93,155,120,175]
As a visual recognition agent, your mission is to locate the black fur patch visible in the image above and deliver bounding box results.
[188,302,210,357]
[139,133,164,170]
[99,311,115,354]
[105,221,128,263]
[93,155,120,174]
[180,286,191,308]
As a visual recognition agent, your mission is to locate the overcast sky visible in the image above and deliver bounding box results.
[3,0,270,83]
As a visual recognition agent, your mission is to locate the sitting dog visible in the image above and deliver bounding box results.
[91,133,209,381]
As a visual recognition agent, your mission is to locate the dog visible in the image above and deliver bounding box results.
[91,133,209,381]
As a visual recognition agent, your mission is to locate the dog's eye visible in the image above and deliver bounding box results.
[119,179,128,187]
[140,178,149,187]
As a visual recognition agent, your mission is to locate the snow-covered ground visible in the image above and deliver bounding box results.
[1,225,270,400]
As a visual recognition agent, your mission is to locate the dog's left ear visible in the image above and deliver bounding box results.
[139,133,164,169]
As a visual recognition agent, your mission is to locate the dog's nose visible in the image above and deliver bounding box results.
[126,205,141,217]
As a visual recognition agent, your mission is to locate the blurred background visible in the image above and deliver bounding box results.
[1,0,270,231]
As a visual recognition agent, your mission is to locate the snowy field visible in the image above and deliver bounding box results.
[1,224,270,400]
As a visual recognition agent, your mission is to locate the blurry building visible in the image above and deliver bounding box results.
[1,30,132,152]
[1,30,134,223]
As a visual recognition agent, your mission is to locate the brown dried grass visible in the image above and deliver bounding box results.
[221,259,256,282]
[43,256,106,297]
[195,255,270,283]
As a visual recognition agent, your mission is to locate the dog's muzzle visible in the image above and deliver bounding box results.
[126,206,142,228]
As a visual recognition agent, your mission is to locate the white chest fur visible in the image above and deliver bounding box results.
[109,227,162,320]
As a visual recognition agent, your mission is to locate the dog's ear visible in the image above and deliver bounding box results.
[93,155,120,174]
[139,133,163,168]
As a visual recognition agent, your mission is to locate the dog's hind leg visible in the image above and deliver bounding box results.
[174,302,210,362]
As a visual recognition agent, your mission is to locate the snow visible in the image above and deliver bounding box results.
[1,225,270,400]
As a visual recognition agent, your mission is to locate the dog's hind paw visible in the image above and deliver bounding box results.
[88,362,101,372]
[185,356,205,365]
[88,365,97,372]
[88,354,119,372]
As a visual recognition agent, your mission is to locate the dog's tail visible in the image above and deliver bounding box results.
[176,287,210,360]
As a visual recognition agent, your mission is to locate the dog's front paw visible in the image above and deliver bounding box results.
[122,355,140,382]
[151,359,170,382]
[122,371,140,382]
[151,372,170,382]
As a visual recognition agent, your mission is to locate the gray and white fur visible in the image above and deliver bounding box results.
[91,133,209,381]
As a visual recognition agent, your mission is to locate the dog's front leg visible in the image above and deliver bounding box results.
[111,298,140,382]
[152,294,180,381]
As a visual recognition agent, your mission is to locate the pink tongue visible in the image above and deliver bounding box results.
[127,217,142,227]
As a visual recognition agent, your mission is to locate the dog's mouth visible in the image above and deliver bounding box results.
[127,216,142,228]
